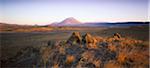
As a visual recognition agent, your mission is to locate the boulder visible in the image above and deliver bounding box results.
[82,33,93,44]
[113,33,121,38]
[67,32,82,44]
[82,33,98,48]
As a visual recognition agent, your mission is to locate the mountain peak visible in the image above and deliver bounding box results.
[59,17,81,25]
[66,17,76,20]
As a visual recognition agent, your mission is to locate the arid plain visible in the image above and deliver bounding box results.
[0,22,149,68]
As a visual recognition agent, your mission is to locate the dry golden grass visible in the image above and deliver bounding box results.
[2,31,149,68]
[40,46,51,66]
[127,50,149,65]
[94,36,105,43]
[59,46,66,55]
[120,38,142,46]
[104,61,121,68]
[117,51,127,64]
[92,59,101,68]
[65,55,75,65]
[81,51,95,62]
[76,63,82,68]
[107,44,116,52]
[15,27,53,32]
[53,63,59,68]
[86,43,98,49]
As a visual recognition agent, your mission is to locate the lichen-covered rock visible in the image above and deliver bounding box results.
[113,33,121,38]
[82,33,96,44]
[82,33,98,48]
[106,33,122,43]
[67,32,82,44]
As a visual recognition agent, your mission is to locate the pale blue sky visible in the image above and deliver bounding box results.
[0,0,149,25]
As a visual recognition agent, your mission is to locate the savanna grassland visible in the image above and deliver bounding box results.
[0,24,149,68]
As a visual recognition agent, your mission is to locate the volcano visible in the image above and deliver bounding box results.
[51,17,82,26]
[60,17,81,24]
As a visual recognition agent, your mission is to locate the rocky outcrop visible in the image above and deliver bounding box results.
[67,32,102,48]
[82,33,98,48]
[106,33,122,43]
[113,33,121,38]
[2,32,147,68]
[82,33,93,44]
[67,32,82,44]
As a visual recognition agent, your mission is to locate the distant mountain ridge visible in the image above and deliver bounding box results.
[50,17,149,26]
[1,19,149,27]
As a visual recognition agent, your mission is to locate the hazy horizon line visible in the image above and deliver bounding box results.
[0,21,149,26]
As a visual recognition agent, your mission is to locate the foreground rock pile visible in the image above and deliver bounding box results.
[67,32,143,49]
[1,32,149,68]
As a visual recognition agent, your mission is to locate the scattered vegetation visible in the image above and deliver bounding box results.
[1,31,149,68]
